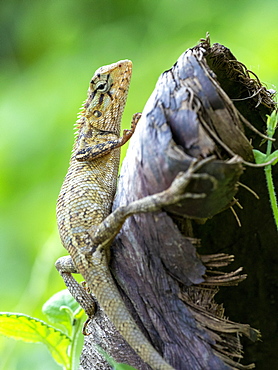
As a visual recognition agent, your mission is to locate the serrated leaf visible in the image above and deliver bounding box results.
[42,289,81,334]
[0,312,71,367]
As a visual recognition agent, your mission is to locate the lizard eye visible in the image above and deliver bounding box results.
[95,81,109,93]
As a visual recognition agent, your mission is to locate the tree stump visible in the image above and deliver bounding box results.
[79,36,277,370]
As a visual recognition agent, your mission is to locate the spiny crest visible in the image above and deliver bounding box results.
[75,101,87,130]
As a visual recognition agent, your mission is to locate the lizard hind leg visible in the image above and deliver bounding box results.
[55,256,96,318]
[55,255,78,273]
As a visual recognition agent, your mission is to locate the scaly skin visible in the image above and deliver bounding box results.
[56,60,174,370]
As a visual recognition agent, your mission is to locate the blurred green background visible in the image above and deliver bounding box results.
[0,0,277,369]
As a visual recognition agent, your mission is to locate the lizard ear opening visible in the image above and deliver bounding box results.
[93,110,102,118]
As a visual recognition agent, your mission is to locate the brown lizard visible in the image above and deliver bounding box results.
[55,60,175,370]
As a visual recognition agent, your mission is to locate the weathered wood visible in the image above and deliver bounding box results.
[195,39,278,370]
[80,37,275,369]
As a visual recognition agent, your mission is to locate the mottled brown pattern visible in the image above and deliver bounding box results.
[56,60,174,369]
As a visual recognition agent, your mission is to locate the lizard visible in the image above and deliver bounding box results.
[55,60,176,370]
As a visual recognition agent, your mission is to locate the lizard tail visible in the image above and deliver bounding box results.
[83,252,174,370]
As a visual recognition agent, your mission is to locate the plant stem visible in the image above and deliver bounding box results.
[265,111,278,230]
[67,316,82,370]
[265,164,278,229]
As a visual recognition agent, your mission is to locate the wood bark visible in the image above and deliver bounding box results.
[79,36,277,370]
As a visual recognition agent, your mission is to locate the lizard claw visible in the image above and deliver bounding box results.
[82,317,91,336]
[131,112,141,130]
[121,112,141,144]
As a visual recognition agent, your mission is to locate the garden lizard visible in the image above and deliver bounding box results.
[55,60,175,369]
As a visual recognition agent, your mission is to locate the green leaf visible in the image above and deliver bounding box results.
[267,150,278,166]
[253,150,267,164]
[253,150,278,166]
[266,110,278,134]
[42,289,82,335]
[0,312,71,368]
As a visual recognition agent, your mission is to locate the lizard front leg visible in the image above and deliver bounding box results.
[88,156,217,248]
[75,112,140,162]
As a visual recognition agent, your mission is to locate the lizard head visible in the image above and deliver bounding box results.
[79,60,132,135]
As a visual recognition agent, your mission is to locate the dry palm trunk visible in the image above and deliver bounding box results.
[80,35,276,370]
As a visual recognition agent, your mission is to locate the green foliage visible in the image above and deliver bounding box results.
[0,290,139,369]
[0,313,71,368]
[0,290,84,370]
[253,110,278,229]
[42,289,82,336]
